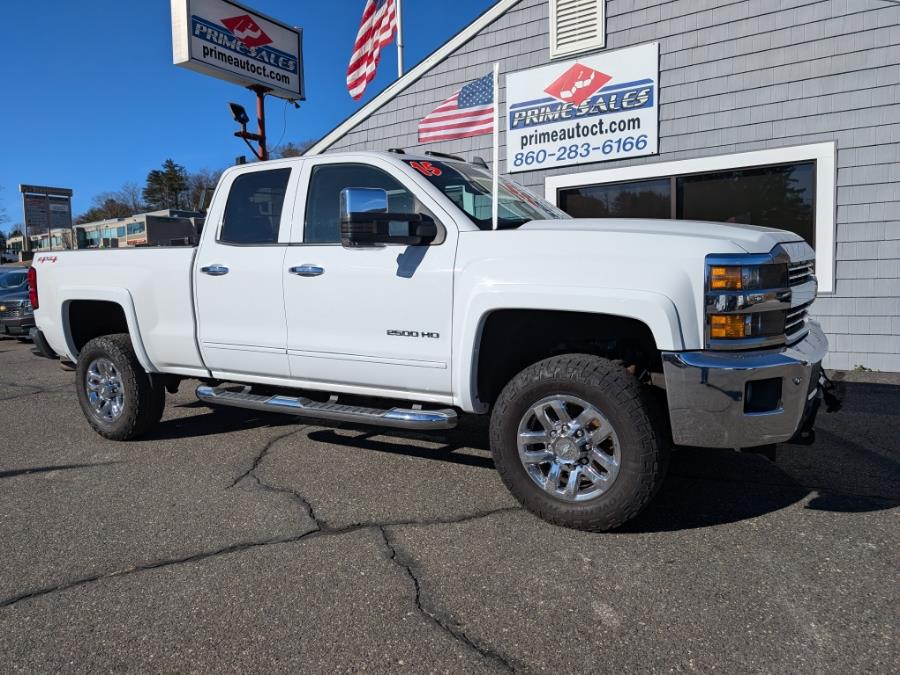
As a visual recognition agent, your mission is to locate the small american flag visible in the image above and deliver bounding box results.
[418,73,495,143]
[346,0,398,100]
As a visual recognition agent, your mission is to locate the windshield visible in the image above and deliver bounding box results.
[405,160,570,230]
[0,271,27,289]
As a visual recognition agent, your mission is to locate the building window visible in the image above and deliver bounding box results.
[559,177,671,219]
[127,222,145,236]
[549,0,605,59]
[558,163,816,245]
[546,143,836,292]
[676,164,815,244]
[219,168,291,245]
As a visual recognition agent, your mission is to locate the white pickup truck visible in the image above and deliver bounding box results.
[29,151,831,531]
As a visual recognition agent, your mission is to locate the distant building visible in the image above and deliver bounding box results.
[30,228,75,251]
[75,209,205,249]
[6,235,25,255]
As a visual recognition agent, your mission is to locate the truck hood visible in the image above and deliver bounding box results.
[519,218,803,254]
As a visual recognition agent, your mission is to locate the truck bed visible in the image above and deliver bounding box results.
[32,248,208,376]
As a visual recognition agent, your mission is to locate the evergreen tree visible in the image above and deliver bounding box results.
[143,159,188,210]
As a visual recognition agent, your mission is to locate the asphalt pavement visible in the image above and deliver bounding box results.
[0,339,897,672]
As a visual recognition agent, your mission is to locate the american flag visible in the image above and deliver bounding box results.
[418,73,495,143]
[346,0,398,100]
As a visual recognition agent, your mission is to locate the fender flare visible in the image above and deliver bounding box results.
[57,286,156,373]
[452,286,685,412]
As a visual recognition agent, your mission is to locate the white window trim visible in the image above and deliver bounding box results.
[549,0,606,59]
[544,142,837,293]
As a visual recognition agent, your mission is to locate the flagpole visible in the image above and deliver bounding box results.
[491,62,500,231]
[396,0,404,77]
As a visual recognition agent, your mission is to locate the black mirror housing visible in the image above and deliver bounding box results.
[341,212,438,247]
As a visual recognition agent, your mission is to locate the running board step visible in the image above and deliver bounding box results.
[196,386,458,430]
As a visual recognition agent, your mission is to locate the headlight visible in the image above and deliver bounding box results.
[708,312,784,340]
[705,251,795,349]
[708,263,788,291]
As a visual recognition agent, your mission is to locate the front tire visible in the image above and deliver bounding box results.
[490,354,668,531]
[75,333,165,440]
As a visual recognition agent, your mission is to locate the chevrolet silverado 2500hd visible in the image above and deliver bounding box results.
[29,151,829,531]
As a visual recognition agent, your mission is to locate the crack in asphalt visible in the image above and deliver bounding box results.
[0,506,522,610]
[226,428,525,668]
[0,422,525,675]
[0,380,72,402]
[378,525,519,673]
[0,462,119,480]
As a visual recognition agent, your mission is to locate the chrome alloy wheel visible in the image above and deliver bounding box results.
[85,357,125,422]
[516,395,621,502]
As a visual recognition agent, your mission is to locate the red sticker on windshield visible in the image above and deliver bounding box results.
[408,161,442,177]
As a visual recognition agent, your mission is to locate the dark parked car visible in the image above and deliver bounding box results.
[0,268,34,339]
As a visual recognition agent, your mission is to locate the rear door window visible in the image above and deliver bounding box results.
[219,168,291,245]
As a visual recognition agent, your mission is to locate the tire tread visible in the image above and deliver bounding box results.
[489,353,668,532]
[75,333,165,441]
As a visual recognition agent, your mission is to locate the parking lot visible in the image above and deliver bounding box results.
[0,338,897,672]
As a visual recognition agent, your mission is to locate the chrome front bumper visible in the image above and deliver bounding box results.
[661,321,828,448]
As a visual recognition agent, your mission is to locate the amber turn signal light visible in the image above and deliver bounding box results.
[710,314,749,339]
[709,265,743,290]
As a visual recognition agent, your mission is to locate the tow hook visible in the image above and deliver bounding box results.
[786,371,843,447]
[819,371,843,413]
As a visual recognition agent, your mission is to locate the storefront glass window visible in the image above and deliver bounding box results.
[676,162,815,244]
[557,161,816,245]
[558,178,671,219]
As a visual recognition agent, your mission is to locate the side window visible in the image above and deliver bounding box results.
[220,168,291,245]
[303,163,420,244]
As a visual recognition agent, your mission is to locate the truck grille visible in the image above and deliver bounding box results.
[789,260,814,286]
[0,305,26,318]
[785,301,811,341]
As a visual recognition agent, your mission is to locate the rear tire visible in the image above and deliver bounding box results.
[75,333,165,440]
[490,354,668,531]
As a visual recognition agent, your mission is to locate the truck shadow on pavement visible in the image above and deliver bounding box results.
[155,382,899,533]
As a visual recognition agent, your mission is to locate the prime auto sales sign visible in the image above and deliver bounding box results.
[506,43,658,172]
[171,0,304,100]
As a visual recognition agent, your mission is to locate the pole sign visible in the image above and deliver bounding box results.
[505,43,659,173]
[171,0,304,100]
[19,185,73,236]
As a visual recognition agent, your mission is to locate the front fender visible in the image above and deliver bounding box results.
[451,284,685,412]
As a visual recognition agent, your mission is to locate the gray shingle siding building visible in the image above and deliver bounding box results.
[310,0,900,372]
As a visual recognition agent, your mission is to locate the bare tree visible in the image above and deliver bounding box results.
[275,140,316,158]
[0,184,9,235]
[186,168,224,212]
[116,182,145,213]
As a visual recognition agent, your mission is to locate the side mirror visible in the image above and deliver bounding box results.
[340,187,438,247]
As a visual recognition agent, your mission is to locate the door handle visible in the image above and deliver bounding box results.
[289,264,324,277]
[200,264,229,276]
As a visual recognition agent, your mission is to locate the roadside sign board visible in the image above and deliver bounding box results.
[505,43,659,173]
[19,185,73,236]
[171,0,304,100]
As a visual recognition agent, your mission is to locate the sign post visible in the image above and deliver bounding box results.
[171,0,303,160]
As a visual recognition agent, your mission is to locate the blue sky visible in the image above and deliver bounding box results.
[0,0,493,222]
